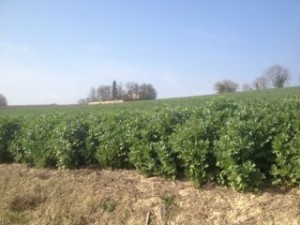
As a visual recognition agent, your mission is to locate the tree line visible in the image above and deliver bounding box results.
[214,64,293,93]
[78,80,157,104]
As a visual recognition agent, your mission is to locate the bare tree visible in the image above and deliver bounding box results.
[116,83,125,100]
[242,83,252,91]
[78,98,87,105]
[87,87,97,102]
[0,94,7,106]
[253,75,269,90]
[139,83,157,100]
[102,86,112,101]
[97,85,112,101]
[126,82,139,100]
[214,79,239,93]
[264,64,290,88]
[96,86,102,101]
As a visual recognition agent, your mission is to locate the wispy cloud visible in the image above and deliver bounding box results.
[0,41,37,55]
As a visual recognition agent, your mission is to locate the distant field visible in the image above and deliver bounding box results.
[1,86,300,191]
[1,86,300,115]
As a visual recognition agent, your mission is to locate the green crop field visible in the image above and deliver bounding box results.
[1,86,300,191]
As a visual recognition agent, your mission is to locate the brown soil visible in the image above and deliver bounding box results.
[0,164,300,225]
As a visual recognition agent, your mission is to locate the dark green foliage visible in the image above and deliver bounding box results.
[0,119,21,162]
[271,120,300,186]
[15,117,58,167]
[170,99,240,187]
[93,114,132,169]
[54,116,90,169]
[214,107,269,190]
[129,109,188,179]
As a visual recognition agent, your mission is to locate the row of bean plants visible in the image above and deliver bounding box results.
[1,97,300,191]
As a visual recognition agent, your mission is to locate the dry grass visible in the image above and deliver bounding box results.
[9,194,46,212]
[1,164,300,225]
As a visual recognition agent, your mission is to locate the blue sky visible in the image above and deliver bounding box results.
[1,0,300,105]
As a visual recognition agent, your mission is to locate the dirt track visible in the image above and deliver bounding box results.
[1,164,300,225]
